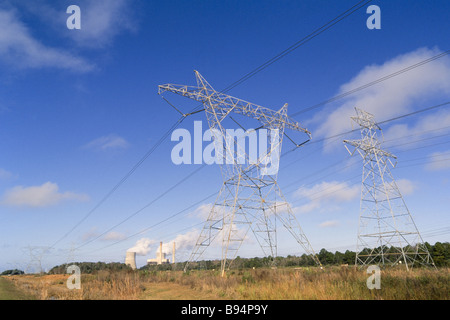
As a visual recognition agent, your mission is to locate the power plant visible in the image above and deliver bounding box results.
[146,242,176,265]
[125,242,176,269]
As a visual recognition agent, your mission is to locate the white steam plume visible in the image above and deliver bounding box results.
[127,238,155,256]
[157,230,199,254]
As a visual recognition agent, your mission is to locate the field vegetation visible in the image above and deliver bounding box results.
[2,242,448,300]
[2,266,448,300]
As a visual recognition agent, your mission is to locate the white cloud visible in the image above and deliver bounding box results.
[312,47,450,151]
[159,230,200,254]
[295,181,359,202]
[319,220,339,228]
[383,109,450,150]
[152,226,251,258]
[1,181,89,207]
[102,231,126,241]
[0,168,13,180]
[188,203,213,220]
[294,201,321,215]
[294,181,359,214]
[81,227,99,242]
[84,134,130,151]
[395,178,416,196]
[426,150,450,171]
[127,238,156,256]
[0,8,94,72]
[67,0,137,48]
[269,200,305,216]
[8,0,137,47]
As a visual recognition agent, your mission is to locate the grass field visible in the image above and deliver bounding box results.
[1,266,449,300]
[0,277,36,300]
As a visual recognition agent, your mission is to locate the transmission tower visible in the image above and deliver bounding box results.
[344,108,434,270]
[159,71,321,276]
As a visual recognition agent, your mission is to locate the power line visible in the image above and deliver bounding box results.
[291,50,450,117]
[386,133,450,150]
[186,0,373,114]
[383,124,450,144]
[82,126,447,255]
[50,1,372,252]
[84,193,216,255]
[73,164,208,251]
[395,139,450,154]
[289,175,361,207]
[48,116,186,250]
[303,101,450,146]
[378,102,450,126]
[282,129,450,197]
[401,151,450,163]
[279,127,450,190]
[83,175,363,257]
[397,156,450,169]
[51,3,449,259]
[221,0,373,93]
[78,151,449,258]
[52,1,375,255]
[281,125,450,174]
[68,101,450,255]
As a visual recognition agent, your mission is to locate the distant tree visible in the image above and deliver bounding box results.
[48,262,131,274]
[334,251,345,265]
[318,249,335,265]
[431,242,447,266]
[1,269,25,275]
[233,256,244,269]
[343,250,355,265]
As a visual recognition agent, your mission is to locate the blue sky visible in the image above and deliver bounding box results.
[0,0,449,272]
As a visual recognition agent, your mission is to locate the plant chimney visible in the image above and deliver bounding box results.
[172,242,176,264]
[125,251,137,270]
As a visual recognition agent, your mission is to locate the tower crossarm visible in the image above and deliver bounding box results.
[158,78,311,137]
[343,138,397,159]
[161,72,323,273]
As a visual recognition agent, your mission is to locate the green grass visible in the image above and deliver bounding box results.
[0,277,36,300]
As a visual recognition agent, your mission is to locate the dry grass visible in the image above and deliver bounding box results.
[5,271,142,300]
[4,266,449,300]
[141,266,449,300]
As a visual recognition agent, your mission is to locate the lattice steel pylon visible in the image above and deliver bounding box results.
[344,108,434,270]
[159,71,321,276]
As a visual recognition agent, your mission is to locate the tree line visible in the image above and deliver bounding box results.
[4,241,448,275]
[47,261,132,275]
[145,241,450,271]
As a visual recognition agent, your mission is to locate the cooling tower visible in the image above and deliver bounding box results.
[125,251,137,270]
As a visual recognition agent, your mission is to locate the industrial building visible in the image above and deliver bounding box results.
[147,242,175,265]
[125,242,175,269]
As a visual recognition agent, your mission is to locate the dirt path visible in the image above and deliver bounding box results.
[140,282,225,300]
